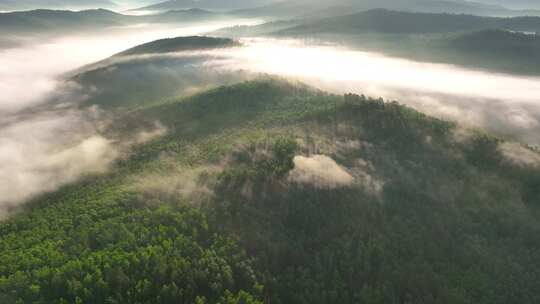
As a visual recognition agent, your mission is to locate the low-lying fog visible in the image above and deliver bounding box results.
[208,38,540,144]
[0,19,259,217]
[3,26,540,215]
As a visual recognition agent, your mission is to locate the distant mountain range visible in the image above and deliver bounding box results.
[232,0,540,18]
[0,0,117,11]
[65,36,245,109]
[131,0,273,12]
[277,9,540,35]
[0,8,222,35]
[0,0,171,11]
[474,0,540,10]
[3,0,539,18]
[216,9,540,37]
[0,8,127,33]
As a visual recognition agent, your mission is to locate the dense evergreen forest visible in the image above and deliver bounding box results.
[1,78,540,303]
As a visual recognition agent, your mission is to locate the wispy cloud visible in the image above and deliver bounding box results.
[0,107,117,218]
[289,155,354,188]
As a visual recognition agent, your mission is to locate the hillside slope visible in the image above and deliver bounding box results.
[475,0,540,10]
[1,79,540,303]
[278,9,540,35]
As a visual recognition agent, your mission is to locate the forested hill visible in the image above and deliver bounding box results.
[1,78,540,303]
[115,36,238,56]
[65,36,244,109]
[277,9,540,35]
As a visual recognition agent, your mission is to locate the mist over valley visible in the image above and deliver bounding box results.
[1,1,540,303]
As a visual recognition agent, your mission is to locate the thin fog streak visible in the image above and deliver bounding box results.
[205,38,540,144]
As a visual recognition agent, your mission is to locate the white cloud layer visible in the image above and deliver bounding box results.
[207,38,540,145]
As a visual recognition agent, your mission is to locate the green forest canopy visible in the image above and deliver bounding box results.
[1,79,540,303]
